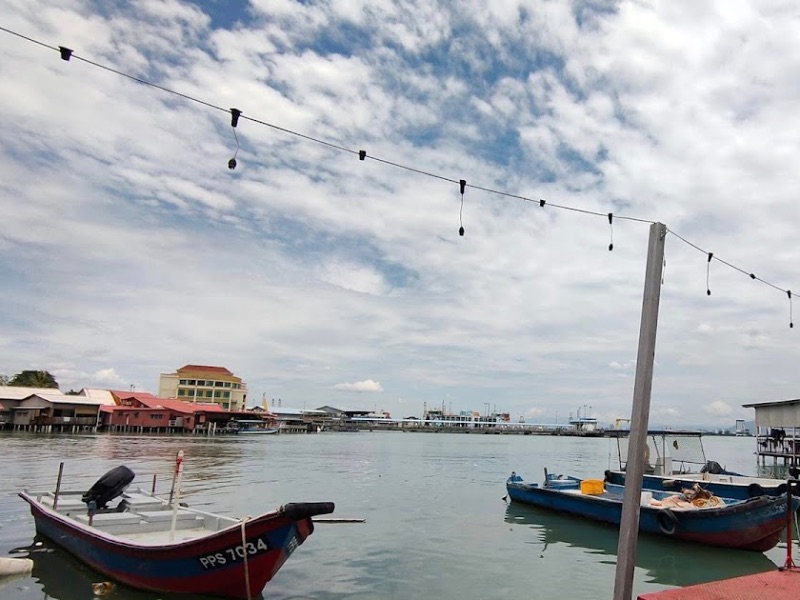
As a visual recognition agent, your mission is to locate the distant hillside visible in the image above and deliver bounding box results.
[631,420,756,434]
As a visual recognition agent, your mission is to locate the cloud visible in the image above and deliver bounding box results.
[703,401,732,417]
[333,379,384,393]
[609,360,636,370]
[524,407,546,419]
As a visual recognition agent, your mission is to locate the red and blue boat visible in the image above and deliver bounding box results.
[506,471,798,552]
[19,458,334,599]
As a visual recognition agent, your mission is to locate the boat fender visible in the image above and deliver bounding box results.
[656,509,678,535]
[0,556,33,576]
[747,483,765,498]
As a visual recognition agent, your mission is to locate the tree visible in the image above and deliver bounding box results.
[0,374,9,385]
[8,370,59,389]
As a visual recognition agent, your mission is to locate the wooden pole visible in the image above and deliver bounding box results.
[169,450,185,542]
[612,222,666,600]
[52,462,64,511]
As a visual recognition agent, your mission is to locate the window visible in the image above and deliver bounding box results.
[177,389,185,396]
[187,379,196,385]
[179,379,188,385]
[214,391,221,398]
[224,382,231,388]
[222,403,229,409]
[223,391,230,399]
[215,381,224,387]
[205,390,213,398]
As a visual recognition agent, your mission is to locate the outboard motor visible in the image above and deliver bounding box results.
[82,466,135,510]
[700,461,724,475]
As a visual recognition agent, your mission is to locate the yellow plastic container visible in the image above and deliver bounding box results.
[580,479,604,495]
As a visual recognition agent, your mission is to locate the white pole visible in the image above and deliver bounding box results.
[613,222,667,600]
[169,450,185,542]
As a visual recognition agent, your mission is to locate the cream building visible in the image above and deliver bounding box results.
[158,365,247,411]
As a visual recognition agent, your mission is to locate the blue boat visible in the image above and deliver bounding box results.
[505,471,798,552]
[603,429,788,500]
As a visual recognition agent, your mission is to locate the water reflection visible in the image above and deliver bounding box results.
[504,503,777,587]
[20,539,245,600]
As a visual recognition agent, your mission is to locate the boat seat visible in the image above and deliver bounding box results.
[74,512,143,526]
[121,494,166,511]
[41,496,86,511]
[137,510,198,523]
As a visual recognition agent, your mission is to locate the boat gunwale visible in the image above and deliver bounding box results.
[505,480,787,520]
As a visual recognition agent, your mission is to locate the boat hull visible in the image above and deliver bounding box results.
[506,480,793,552]
[20,492,330,599]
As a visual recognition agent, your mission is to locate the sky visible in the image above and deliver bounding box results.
[0,0,798,427]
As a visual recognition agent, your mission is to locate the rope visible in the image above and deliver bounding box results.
[240,518,252,600]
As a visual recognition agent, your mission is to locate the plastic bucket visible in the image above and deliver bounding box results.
[580,479,604,495]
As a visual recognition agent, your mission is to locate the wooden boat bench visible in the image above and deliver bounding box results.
[136,510,199,524]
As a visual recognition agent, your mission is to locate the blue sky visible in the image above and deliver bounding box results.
[0,0,798,426]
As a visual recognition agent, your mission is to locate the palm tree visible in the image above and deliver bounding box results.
[8,370,59,388]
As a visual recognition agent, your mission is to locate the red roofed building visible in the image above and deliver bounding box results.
[104,391,241,433]
[157,365,248,412]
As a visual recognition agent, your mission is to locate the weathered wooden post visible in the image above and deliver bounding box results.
[613,222,667,600]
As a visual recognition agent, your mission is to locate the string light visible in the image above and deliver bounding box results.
[706,252,713,296]
[228,108,241,170]
[458,179,466,237]
[0,24,796,329]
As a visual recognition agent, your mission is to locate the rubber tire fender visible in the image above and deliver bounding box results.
[656,509,678,535]
[747,483,765,498]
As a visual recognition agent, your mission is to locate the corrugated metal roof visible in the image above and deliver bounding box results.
[742,398,800,408]
[20,393,103,406]
[176,365,234,375]
[79,389,117,405]
[0,386,62,400]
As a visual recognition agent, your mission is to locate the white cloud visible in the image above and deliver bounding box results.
[703,401,732,417]
[333,379,385,393]
[524,407,546,419]
[609,360,636,370]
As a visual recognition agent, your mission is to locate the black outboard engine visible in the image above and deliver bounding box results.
[700,460,724,474]
[82,466,135,510]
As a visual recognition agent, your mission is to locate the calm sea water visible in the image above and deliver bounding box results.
[0,432,792,600]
